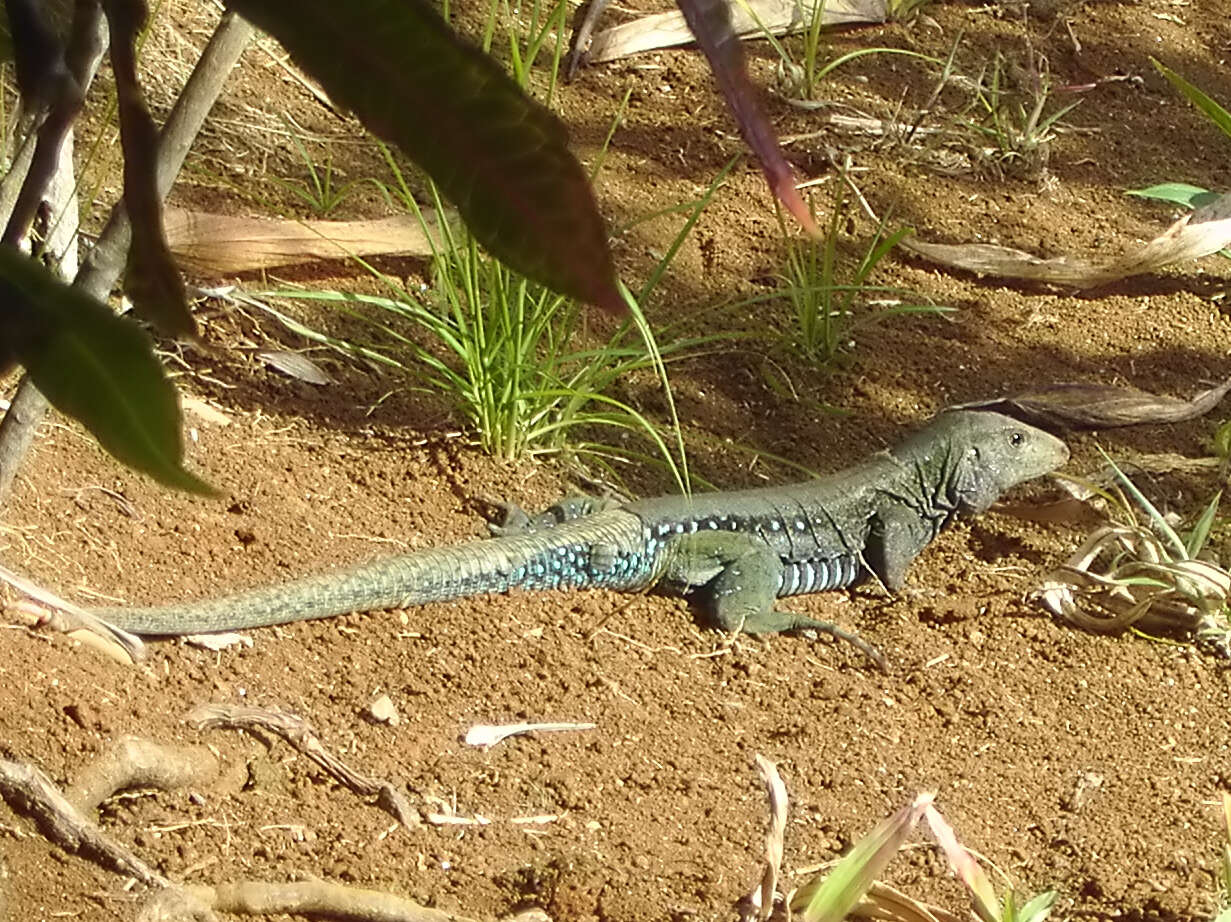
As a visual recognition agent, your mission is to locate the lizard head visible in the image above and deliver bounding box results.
[894,410,1069,514]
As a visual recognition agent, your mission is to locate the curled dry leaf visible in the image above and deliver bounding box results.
[954,379,1231,431]
[901,191,1231,288]
[586,0,887,63]
[464,721,597,748]
[1034,524,1231,655]
[744,754,788,921]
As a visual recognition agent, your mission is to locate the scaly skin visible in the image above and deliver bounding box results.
[92,411,1068,664]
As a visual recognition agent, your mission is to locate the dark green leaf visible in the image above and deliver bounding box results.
[103,0,196,337]
[228,0,623,313]
[0,248,212,493]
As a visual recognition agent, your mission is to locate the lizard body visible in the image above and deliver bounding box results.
[92,411,1067,661]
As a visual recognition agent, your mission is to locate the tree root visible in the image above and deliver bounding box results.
[0,756,166,885]
[0,736,219,888]
[187,702,420,828]
[67,736,220,814]
[138,880,473,921]
[1,730,483,921]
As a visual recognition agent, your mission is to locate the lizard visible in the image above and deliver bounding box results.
[88,410,1068,665]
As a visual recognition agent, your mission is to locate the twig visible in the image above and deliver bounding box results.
[187,703,420,828]
[1,1,104,249]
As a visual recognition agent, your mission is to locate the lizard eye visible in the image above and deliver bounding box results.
[1009,431,1025,447]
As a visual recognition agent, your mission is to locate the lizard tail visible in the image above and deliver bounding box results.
[92,511,650,636]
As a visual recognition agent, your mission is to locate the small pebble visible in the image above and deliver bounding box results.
[368,694,400,726]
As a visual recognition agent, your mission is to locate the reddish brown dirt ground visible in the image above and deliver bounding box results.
[4,1,1231,919]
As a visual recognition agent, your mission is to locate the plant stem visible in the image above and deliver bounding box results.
[0,10,255,505]
[1,1,105,249]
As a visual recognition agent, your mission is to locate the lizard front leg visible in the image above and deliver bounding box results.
[863,503,940,593]
[664,532,885,668]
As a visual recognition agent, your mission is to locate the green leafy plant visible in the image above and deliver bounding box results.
[242,156,744,487]
[790,793,1057,922]
[1035,454,1231,655]
[751,15,936,105]
[960,49,1079,177]
[480,0,570,101]
[777,173,944,365]
[266,118,369,217]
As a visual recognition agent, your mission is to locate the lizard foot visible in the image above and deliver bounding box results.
[486,501,533,537]
[740,609,886,671]
[790,616,888,672]
[487,496,620,537]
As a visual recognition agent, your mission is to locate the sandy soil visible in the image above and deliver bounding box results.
[3,0,1231,919]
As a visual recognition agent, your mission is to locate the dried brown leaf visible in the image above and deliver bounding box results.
[587,0,886,62]
[901,192,1231,288]
[954,379,1231,430]
[164,208,439,274]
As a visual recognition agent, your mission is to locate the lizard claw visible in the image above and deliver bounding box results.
[789,615,888,672]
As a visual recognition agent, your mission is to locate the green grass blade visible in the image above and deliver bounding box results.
[1100,450,1187,559]
[813,47,941,84]
[630,296,689,495]
[1152,58,1231,141]
[637,157,737,302]
[1186,491,1221,558]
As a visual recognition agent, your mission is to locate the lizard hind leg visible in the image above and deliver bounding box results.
[701,539,886,670]
[487,496,619,537]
